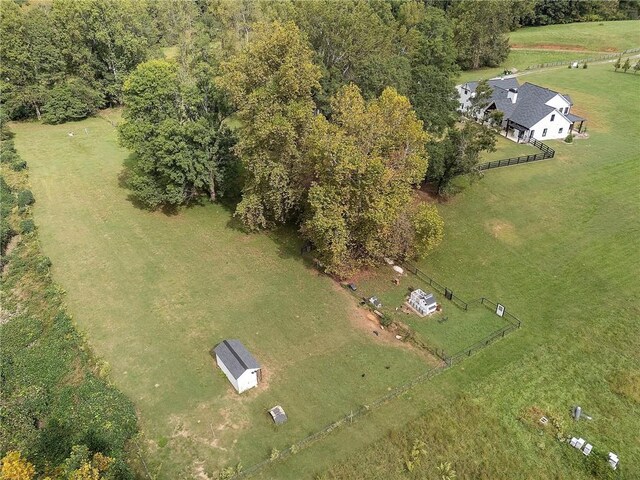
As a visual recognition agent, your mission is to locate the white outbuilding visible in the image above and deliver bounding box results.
[407,289,438,316]
[212,339,261,394]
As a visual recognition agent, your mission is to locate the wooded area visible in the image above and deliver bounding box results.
[1,1,639,477]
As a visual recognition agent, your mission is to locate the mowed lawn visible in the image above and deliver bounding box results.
[457,20,640,83]
[262,65,640,478]
[480,133,541,162]
[12,116,434,477]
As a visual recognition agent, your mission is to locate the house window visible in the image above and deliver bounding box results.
[559,128,563,134]
[564,107,569,114]
[542,128,548,137]
[550,114,555,121]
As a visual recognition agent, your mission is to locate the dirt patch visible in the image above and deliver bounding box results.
[485,219,521,246]
[1,234,21,275]
[332,282,440,365]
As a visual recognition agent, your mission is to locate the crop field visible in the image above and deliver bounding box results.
[457,20,640,83]
[11,25,640,480]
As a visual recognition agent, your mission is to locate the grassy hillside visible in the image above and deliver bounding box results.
[314,61,640,480]
[11,115,436,478]
[458,20,640,83]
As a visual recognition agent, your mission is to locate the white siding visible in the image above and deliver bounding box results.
[237,369,259,393]
[545,94,571,111]
[456,84,474,111]
[530,111,572,140]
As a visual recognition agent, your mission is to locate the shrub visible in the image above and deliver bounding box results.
[583,63,588,69]
[11,159,27,171]
[42,78,104,125]
[565,134,574,144]
[17,189,35,208]
[20,219,36,234]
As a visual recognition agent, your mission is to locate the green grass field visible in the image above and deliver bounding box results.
[11,30,640,480]
[457,20,640,83]
[480,133,541,162]
[11,115,437,478]
[314,61,640,479]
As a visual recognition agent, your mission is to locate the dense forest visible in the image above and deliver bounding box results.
[1,0,638,477]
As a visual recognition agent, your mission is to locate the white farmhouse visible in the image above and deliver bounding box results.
[457,78,586,142]
[407,289,438,317]
[213,339,261,394]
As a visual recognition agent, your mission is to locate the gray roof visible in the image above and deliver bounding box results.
[213,339,260,379]
[562,93,573,105]
[504,83,567,128]
[423,293,436,306]
[268,405,287,425]
[463,77,520,93]
[566,112,585,123]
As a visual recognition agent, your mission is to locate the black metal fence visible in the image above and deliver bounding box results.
[436,297,522,366]
[477,137,555,171]
[524,47,640,70]
[404,262,469,310]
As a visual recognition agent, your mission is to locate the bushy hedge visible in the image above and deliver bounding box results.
[0,125,138,476]
[1,175,16,253]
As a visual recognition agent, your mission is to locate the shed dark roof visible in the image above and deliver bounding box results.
[213,340,260,380]
[423,293,436,306]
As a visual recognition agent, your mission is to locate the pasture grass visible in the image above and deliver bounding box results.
[481,133,541,162]
[457,20,640,83]
[11,116,435,478]
[310,60,640,480]
[11,33,640,480]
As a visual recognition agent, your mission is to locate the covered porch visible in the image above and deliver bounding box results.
[567,112,587,133]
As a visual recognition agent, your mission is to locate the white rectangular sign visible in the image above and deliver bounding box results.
[496,304,505,317]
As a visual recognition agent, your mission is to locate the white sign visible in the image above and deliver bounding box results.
[496,304,505,317]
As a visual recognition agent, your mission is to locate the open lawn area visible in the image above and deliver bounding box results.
[12,59,640,480]
[313,61,640,480]
[480,133,541,162]
[11,115,436,478]
[457,20,640,83]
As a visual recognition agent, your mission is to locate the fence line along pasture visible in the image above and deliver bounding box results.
[226,268,523,479]
[523,46,640,70]
[477,137,555,172]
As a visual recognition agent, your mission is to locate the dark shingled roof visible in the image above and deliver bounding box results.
[463,77,520,93]
[566,112,585,123]
[505,83,564,128]
[213,340,260,380]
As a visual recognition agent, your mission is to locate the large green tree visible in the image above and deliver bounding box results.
[119,59,230,209]
[426,121,497,195]
[217,20,321,230]
[451,0,511,70]
[0,0,158,121]
[406,5,460,134]
[0,2,65,119]
[292,0,408,108]
[302,84,441,276]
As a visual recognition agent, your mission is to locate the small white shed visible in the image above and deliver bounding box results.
[407,289,438,316]
[212,340,261,394]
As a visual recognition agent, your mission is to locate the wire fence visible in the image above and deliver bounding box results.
[404,262,469,310]
[224,269,522,479]
[477,138,555,171]
[226,364,448,479]
[524,47,640,70]
[444,298,522,365]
